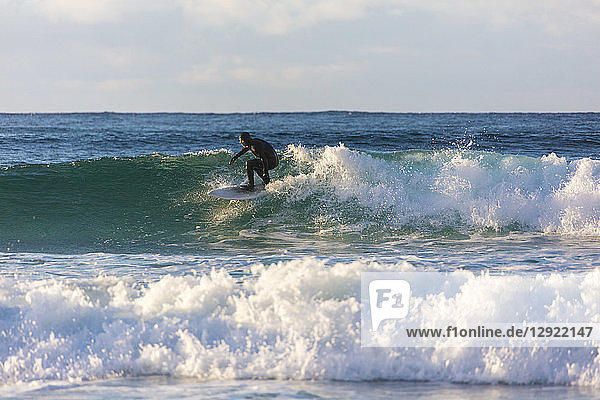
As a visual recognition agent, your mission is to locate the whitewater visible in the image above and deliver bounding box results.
[1,112,600,399]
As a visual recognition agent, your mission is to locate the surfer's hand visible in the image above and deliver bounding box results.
[229,158,234,165]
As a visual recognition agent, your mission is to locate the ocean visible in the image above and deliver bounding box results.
[1,112,600,399]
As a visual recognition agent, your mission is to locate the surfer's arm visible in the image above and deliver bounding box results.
[229,147,249,165]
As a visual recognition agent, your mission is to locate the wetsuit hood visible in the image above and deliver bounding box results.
[239,132,252,146]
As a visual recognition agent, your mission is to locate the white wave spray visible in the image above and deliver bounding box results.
[267,145,600,235]
[1,258,600,387]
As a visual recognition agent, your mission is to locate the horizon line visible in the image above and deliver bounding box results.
[1,109,599,115]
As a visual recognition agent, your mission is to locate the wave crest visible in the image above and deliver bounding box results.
[272,145,600,235]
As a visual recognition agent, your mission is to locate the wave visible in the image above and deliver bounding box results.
[276,145,600,235]
[1,258,600,387]
[1,146,600,253]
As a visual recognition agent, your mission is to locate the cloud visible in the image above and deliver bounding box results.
[360,45,411,56]
[18,0,393,32]
[178,56,357,86]
[178,64,223,84]
[180,0,385,34]
[178,56,249,84]
[177,0,600,37]
[27,0,128,24]
[62,78,147,91]
[2,0,599,112]
[229,67,259,81]
[398,0,600,34]
[281,64,356,80]
[100,48,137,68]
[17,0,600,38]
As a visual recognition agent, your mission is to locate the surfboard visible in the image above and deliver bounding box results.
[209,184,266,200]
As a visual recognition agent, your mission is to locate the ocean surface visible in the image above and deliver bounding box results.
[1,112,600,399]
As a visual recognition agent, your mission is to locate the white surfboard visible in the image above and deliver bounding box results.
[209,184,266,200]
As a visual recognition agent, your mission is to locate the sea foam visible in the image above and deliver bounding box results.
[269,145,600,235]
[1,258,600,387]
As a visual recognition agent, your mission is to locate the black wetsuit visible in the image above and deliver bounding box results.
[230,138,279,186]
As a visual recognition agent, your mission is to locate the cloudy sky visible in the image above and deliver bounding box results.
[1,0,599,112]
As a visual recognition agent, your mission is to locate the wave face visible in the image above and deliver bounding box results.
[1,145,600,253]
[1,258,600,386]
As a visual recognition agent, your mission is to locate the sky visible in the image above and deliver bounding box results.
[1,0,599,112]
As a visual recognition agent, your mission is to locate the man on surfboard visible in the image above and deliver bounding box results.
[229,132,279,188]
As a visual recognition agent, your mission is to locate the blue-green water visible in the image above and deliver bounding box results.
[1,113,600,398]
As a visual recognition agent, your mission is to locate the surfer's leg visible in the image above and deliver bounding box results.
[253,160,270,185]
[246,159,263,187]
[255,160,270,184]
[258,158,273,185]
[246,160,256,186]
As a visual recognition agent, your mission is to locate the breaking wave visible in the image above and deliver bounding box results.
[1,258,600,387]
[1,145,600,253]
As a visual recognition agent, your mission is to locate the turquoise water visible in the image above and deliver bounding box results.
[1,113,600,398]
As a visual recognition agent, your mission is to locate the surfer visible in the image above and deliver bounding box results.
[229,132,279,187]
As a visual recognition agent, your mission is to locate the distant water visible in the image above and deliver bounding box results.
[1,112,600,399]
